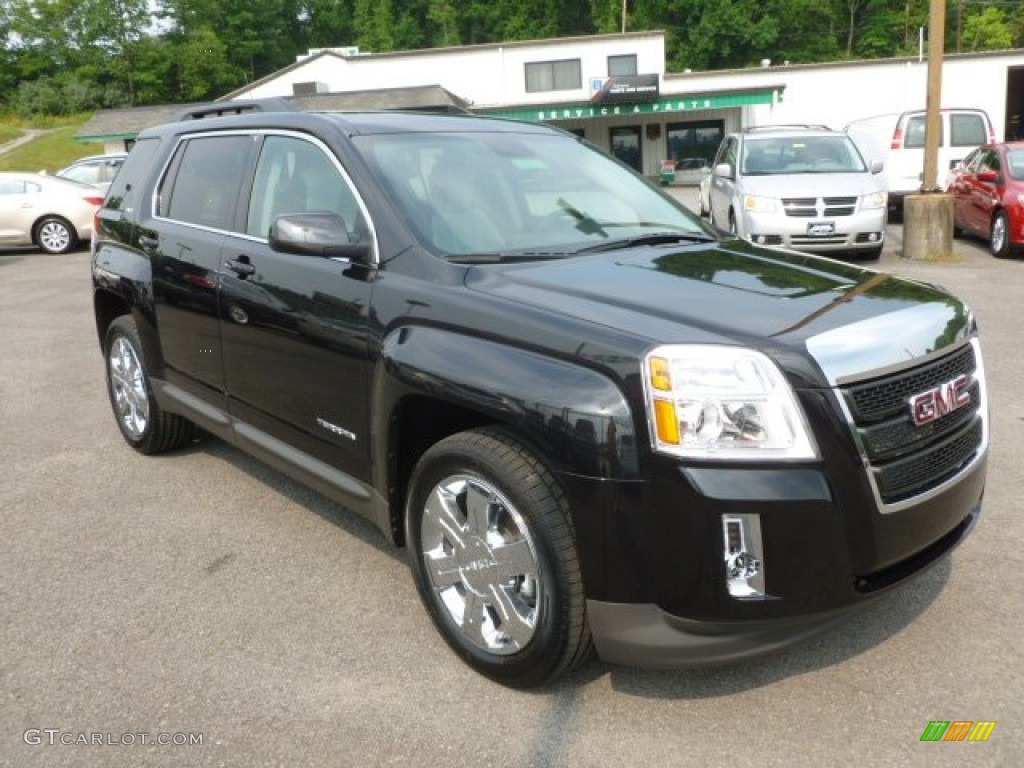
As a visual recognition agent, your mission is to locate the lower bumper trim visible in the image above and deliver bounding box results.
[587,600,862,669]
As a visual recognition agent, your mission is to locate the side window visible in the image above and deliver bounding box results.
[163,135,255,231]
[0,179,27,195]
[724,138,738,173]
[980,149,1000,176]
[105,138,160,213]
[963,148,983,173]
[246,135,362,239]
[950,114,986,147]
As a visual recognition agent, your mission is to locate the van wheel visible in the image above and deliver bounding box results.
[991,211,1011,258]
[104,316,194,454]
[405,428,592,687]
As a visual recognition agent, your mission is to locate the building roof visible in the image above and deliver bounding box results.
[75,85,470,142]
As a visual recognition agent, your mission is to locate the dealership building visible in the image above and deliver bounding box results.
[81,31,1024,178]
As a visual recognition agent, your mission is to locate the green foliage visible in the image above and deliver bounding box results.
[0,122,98,173]
[1,0,1019,116]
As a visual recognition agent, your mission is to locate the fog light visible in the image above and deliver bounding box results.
[722,514,766,598]
[868,232,879,242]
[755,235,767,244]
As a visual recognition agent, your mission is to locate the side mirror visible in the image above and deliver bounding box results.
[977,169,998,184]
[714,162,733,180]
[269,212,372,263]
[869,161,884,174]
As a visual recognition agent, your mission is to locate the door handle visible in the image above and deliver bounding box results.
[138,235,158,248]
[225,257,255,278]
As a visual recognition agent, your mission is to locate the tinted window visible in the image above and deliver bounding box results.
[950,114,987,147]
[163,135,255,230]
[246,135,362,239]
[105,139,160,213]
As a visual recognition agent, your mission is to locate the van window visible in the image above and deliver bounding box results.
[904,115,934,149]
[163,135,255,231]
[950,114,987,147]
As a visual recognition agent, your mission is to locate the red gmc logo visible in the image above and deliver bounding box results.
[909,374,971,426]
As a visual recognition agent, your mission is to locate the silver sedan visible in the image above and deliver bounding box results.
[0,172,105,253]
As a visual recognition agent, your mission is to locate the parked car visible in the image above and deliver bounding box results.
[706,125,888,258]
[92,102,986,687]
[673,157,711,185]
[56,153,127,191]
[946,141,1024,257]
[0,172,104,253]
[845,108,995,211]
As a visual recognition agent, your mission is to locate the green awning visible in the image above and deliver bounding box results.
[482,87,783,122]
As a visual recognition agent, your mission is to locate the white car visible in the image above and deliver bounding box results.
[705,126,888,258]
[56,153,127,191]
[0,172,105,253]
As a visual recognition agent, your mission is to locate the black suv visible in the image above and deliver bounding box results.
[92,103,988,687]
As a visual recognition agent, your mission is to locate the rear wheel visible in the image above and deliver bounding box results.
[35,216,76,254]
[405,428,591,687]
[104,315,194,454]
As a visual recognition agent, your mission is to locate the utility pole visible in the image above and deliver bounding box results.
[922,0,945,192]
[903,0,954,260]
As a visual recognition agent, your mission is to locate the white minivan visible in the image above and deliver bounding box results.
[844,108,994,209]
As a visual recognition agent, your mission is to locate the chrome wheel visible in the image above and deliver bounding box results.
[991,212,1009,257]
[420,474,540,655]
[37,218,73,254]
[108,335,150,440]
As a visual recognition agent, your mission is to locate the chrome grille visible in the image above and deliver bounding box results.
[840,343,984,504]
[782,196,858,218]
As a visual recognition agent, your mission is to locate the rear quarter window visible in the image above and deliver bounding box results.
[104,138,161,214]
[161,135,256,231]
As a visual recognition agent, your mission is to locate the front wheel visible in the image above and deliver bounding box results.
[405,428,591,687]
[104,315,194,454]
[991,211,1012,258]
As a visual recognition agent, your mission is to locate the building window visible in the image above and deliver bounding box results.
[608,55,637,77]
[525,59,582,93]
[666,120,725,165]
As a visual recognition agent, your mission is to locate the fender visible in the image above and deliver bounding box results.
[374,325,641,482]
[92,242,164,368]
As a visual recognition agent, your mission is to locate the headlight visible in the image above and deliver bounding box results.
[643,345,818,460]
[861,191,887,210]
[743,195,778,213]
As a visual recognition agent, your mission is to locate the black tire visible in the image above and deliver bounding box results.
[990,210,1012,258]
[404,427,592,687]
[728,209,738,235]
[104,315,194,454]
[34,216,76,254]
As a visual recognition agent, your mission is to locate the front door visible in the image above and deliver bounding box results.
[610,126,643,173]
[219,134,375,481]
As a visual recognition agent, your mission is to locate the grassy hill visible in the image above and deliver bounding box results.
[0,115,100,174]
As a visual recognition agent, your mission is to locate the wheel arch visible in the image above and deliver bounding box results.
[374,325,640,546]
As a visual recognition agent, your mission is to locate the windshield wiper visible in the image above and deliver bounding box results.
[572,231,717,255]
[445,251,569,264]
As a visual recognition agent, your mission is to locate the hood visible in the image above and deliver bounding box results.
[741,171,884,198]
[465,240,971,385]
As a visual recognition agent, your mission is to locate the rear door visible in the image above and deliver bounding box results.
[709,136,738,228]
[218,132,376,482]
[0,177,39,245]
[148,133,259,402]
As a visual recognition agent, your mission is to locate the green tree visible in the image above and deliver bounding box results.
[961,7,1014,51]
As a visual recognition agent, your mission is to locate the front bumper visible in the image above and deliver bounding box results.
[587,498,980,668]
[741,207,886,253]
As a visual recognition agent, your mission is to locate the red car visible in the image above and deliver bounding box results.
[946,141,1024,257]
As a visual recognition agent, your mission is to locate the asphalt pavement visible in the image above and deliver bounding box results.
[1,217,1021,767]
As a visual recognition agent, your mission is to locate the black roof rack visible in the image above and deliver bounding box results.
[174,98,296,122]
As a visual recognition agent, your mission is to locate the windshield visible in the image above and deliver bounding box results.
[358,129,708,256]
[742,135,868,176]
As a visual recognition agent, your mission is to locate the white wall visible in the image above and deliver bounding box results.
[239,33,666,109]
[664,51,1024,140]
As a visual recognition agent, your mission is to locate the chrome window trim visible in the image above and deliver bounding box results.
[150,128,380,267]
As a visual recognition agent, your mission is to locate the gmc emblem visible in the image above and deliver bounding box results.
[908,374,971,426]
